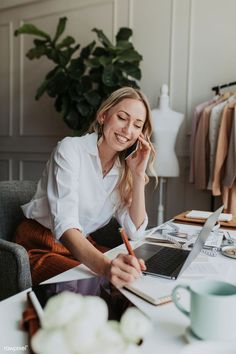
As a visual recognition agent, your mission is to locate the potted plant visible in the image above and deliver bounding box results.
[15,17,143,134]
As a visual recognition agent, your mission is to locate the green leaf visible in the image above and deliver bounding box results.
[46,48,60,63]
[33,39,47,46]
[92,28,113,48]
[116,40,133,50]
[26,46,47,59]
[61,95,71,119]
[77,101,92,117]
[118,77,139,89]
[53,17,67,44]
[68,57,85,78]
[54,95,63,112]
[84,90,101,107]
[99,56,112,67]
[76,76,92,94]
[93,47,107,57]
[65,109,81,130]
[116,63,141,80]
[117,49,142,62]
[90,68,103,83]
[47,71,68,97]
[35,79,49,100]
[14,23,50,40]
[85,58,100,68]
[57,36,76,49]
[102,65,117,87]
[116,27,132,42]
[80,41,96,59]
[46,66,60,80]
[58,50,71,66]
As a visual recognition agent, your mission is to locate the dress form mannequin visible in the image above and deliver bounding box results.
[152,84,184,224]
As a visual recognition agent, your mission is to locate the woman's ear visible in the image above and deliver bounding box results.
[99,113,106,125]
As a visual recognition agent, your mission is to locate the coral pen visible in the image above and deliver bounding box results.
[119,228,136,257]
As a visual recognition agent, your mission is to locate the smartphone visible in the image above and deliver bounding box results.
[124,140,139,160]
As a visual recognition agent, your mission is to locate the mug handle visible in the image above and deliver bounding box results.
[172,284,190,318]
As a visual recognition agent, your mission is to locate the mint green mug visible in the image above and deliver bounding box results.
[172,280,236,340]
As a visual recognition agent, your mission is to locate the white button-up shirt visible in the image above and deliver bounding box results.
[22,132,148,241]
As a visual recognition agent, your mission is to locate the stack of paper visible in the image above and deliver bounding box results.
[186,210,232,222]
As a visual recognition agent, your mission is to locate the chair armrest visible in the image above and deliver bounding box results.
[0,238,32,300]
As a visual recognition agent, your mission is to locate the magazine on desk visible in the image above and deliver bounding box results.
[145,222,224,250]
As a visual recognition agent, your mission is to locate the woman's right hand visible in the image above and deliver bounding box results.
[105,253,146,288]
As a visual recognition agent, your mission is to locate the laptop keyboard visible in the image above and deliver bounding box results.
[145,247,189,277]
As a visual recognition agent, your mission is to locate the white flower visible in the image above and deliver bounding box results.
[82,322,125,354]
[65,296,108,353]
[42,291,84,329]
[123,343,140,354]
[120,307,151,344]
[31,291,152,354]
[82,296,108,328]
[31,328,72,354]
[96,321,124,347]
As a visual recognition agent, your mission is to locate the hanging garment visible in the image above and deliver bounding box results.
[212,99,236,196]
[208,95,236,189]
[223,107,236,188]
[193,95,229,190]
[223,181,236,215]
[189,98,217,183]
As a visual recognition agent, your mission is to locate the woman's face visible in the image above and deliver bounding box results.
[101,98,146,153]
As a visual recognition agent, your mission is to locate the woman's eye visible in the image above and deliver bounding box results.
[135,125,142,129]
[118,115,126,120]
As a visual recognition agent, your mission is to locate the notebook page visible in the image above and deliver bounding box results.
[124,275,173,305]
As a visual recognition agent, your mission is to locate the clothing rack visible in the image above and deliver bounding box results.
[212,81,236,95]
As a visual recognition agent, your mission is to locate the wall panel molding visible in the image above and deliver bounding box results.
[19,157,47,180]
[185,0,193,128]
[0,21,13,137]
[127,0,133,28]
[168,0,175,105]
[0,159,10,180]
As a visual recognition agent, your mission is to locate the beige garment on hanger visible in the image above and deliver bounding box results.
[223,182,236,215]
[223,107,236,188]
[193,94,230,190]
[189,98,216,184]
[222,106,236,215]
[212,99,236,199]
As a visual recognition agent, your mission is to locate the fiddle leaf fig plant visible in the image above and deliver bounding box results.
[15,17,143,134]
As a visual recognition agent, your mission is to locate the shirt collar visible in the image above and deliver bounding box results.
[80,132,99,156]
[80,132,121,174]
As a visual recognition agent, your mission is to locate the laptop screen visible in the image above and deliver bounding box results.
[179,205,224,275]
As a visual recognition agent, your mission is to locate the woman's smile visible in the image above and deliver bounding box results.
[114,133,130,145]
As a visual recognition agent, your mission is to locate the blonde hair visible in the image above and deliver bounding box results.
[89,87,156,207]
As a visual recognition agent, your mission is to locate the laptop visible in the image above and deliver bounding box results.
[134,205,224,279]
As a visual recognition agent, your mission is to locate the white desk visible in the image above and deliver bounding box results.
[1,237,236,354]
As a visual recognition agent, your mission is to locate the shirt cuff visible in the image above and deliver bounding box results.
[123,213,148,241]
[53,219,84,240]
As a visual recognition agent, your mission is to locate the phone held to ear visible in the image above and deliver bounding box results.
[125,140,139,160]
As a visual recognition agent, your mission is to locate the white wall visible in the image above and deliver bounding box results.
[1,0,236,224]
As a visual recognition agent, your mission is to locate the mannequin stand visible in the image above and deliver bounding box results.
[158,177,166,225]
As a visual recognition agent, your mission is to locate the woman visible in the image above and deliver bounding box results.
[15,87,156,288]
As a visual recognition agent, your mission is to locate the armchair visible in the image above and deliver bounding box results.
[0,180,37,300]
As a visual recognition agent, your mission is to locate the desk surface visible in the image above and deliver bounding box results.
[1,233,236,354]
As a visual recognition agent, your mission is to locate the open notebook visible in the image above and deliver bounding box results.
[124,275,173,305]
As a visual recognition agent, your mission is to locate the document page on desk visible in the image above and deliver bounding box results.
[124,275,173,305]
[181,255,228,278]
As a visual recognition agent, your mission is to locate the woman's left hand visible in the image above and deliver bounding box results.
[126,134,151,178]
